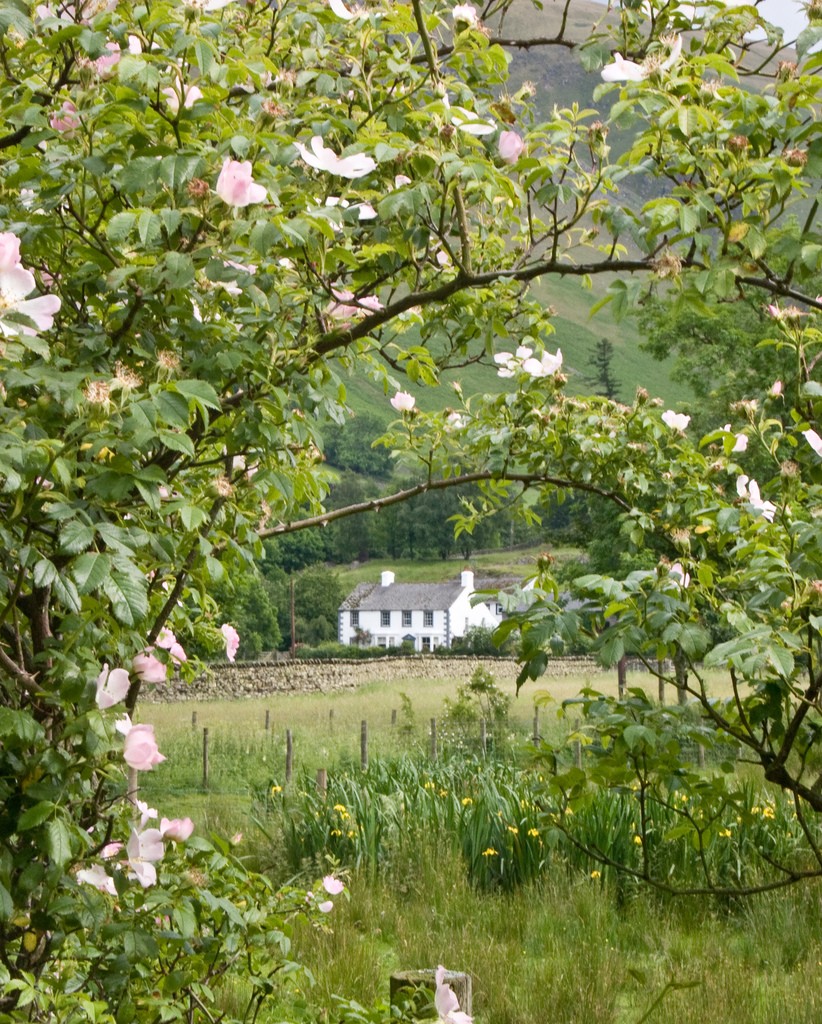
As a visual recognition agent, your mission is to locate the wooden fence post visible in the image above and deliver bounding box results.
[391,708,397,727]
[285,728,293,783]
[532,706,540,743]
[202,727,209,790]
[191,710,197,730]
[265,709,270,732]
[361,719,368,771]
[316,768,327,797]
[430,718,437,762]
[329,707,334,730]
[617,655,628,699]
[480,718,487,758]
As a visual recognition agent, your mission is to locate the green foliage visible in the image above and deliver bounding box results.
[441,667,511,752]
[208,570,282,659]
[262,750,819,895]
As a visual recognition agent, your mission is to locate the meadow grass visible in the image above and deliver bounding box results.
[139,670,817,1024]
[283,843,822,1024]
[139,666,697,806]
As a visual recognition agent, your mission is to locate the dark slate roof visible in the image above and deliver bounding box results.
[340,580,465,612]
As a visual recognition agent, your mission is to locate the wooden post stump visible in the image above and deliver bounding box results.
[389,969,472,1017]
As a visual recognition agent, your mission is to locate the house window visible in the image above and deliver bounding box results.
[402,610,412,627]
[351,610,359,627]
[381,610,391,627]
[421,636,431,651]
[423,610,434,627]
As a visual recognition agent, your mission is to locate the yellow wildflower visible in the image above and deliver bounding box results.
[590,870,601,879]
[507,825,519,835]
[333,804,346,812]
[633,835,643,845]
[270,784,282,795]
[330,829,342,836]
[461,797,473,806]
[481,848,498,857]
[528,828,540,838]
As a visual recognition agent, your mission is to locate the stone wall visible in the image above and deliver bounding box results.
[147,655,608,702]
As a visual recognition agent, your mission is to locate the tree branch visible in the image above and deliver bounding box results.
[262,470,630,537]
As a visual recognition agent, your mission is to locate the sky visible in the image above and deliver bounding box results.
[737,0,807,40]
[589,1,808,42]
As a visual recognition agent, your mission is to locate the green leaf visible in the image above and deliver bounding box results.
[33,557,57,588]
[102,564,148,626]
[53,574,82,614]
[17,801,55,831]
[623,724,657,751]
[179,504,208,530]
[0,881,12,922]
[71,552,111,594]
[106,212,136,244]
[0,708,42,744]
[46,818,73,868]
[173,379,221,411]
[59,520,95,555]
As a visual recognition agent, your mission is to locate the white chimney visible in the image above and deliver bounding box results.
[461,569,474,589]
[381,570,395,587]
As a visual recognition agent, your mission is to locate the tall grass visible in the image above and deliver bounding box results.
[137,677,822,1024]
[284,844,822,1024]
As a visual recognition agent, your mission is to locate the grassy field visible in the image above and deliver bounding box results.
[137,669,822,1024]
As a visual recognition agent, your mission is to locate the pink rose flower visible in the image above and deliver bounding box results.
[322,874,345,895]
[498,130,524,164]
[435,966,473,1024]
[215,158,267,207]
[94,41,121,76]
[390,390,415,413]
[126,827,165,887]
[77,864,117,895]
[160,817,194,842]
[157,627,187,664]
[0,232,22,271]
[133,649,167,684]
[95,663,131,709]
[50,100,80,136]
[221,623,240,662]
[122,722,166,771]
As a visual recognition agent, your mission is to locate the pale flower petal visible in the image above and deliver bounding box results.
[390,390,416,413]
[803,428,822,457]
[221,623,240,662]
[328,0,356,19]
[661,410,690,431]
[601,52,647,82]
[95,664,131,709]
[215,159,267,207]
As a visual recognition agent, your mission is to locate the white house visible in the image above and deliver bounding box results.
[338,569,502,651]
